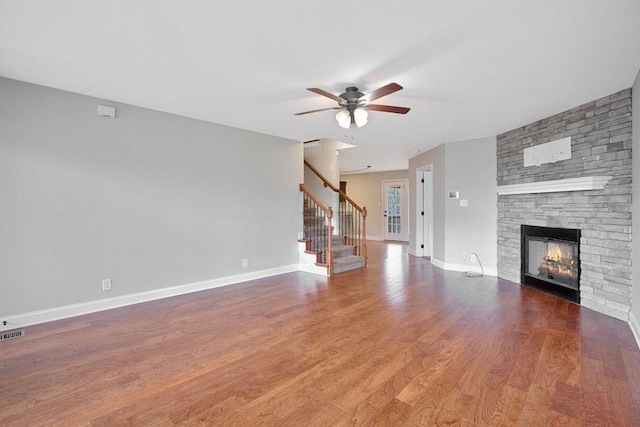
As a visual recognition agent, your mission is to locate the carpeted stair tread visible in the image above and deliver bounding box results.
[332,255,366,274]
[300,210,363,274]
[333,254,363,264]
[332,244,355,258]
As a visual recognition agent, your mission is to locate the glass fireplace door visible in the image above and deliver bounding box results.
[525,237,579,290]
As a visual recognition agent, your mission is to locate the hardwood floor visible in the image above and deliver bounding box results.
[2,241,640,426]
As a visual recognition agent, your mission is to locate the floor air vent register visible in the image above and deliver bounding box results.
[1,329,25,341]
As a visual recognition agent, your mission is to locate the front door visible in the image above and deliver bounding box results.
[383,180,409,241]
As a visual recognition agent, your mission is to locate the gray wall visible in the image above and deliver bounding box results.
[497,89,632,320]
[339,170,408,240]
[408,139,497,273]
[632,71,640,328]
[409,145,445,261]
[304,140,340,213]
[0,77,302,317]
[443,138,498,273]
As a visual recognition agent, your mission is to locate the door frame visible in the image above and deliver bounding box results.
[415,166,433,257]
[382,179,409,241]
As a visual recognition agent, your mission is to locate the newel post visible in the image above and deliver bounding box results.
[327,207,334,275]
[362,207,367,265]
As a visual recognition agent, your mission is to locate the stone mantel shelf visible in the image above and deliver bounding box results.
[497,176,613,195]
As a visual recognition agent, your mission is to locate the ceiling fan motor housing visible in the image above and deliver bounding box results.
[340,87,365,105]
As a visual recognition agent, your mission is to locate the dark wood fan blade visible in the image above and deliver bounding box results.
[306,88,343,103]
[363,82,403,102]
[363,104,410,114]
[294,107,342,116]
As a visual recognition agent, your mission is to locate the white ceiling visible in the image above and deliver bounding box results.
[1,1,639,173]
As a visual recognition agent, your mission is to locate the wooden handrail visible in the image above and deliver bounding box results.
[299,184,333,219]
[304,160,340,192]
[304,160,366,215]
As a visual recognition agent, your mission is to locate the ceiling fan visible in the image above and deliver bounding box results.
[295,82,410,128]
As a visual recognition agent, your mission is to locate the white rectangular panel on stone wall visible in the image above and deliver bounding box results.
[523,136,571,167]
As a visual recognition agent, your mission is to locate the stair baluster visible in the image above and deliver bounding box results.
[300,184,334,275]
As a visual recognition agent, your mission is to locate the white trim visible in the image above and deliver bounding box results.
[409,247,432,258]
[298,241,329,276]
[431,258,497,276]
[483,268,499,277]
[497,176,613,195]
[629,311,640,350]
[382,179,410,242]
[298,263,329,276]
[1,265,299,332]
[431,257,445,270]
[415,166,434,259]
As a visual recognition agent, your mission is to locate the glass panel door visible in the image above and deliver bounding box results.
[383,181,408,241]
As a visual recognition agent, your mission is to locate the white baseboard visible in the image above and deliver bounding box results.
[367,235,384,241]
[629,311,640,350]
[431,257,445,270]
[431,257,497,277]
[409,247,431,258]
[1,264,299,332]
[298,262,329,276]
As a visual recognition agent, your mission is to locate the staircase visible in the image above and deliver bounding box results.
[298,160,367,276]
[299,202,365,275]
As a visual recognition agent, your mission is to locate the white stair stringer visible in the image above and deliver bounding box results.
[298,241,329,276]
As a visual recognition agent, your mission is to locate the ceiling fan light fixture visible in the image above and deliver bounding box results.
[353,108,368,127]
[336,109,351,129]
[299,83,408,128]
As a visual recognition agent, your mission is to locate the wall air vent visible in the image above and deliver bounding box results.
[1,329,25,341]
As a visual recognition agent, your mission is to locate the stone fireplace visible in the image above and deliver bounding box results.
[497,89,632,320]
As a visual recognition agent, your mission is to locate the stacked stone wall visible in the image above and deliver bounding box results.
[497,89,632,319]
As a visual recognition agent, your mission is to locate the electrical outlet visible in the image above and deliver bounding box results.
[462,253,468,261]
[102,278,112,291]
[242,259,249,268]
[470,254,477,264]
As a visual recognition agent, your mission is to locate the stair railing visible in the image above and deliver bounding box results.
[303,160,367,265]
[299,183,334,275]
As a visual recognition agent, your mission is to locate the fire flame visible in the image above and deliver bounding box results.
[546,244,565,262]
[540,243,577,280]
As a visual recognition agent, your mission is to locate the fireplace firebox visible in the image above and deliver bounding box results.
[521,225,580,303]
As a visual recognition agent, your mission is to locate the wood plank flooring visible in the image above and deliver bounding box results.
[2,241,640,425]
